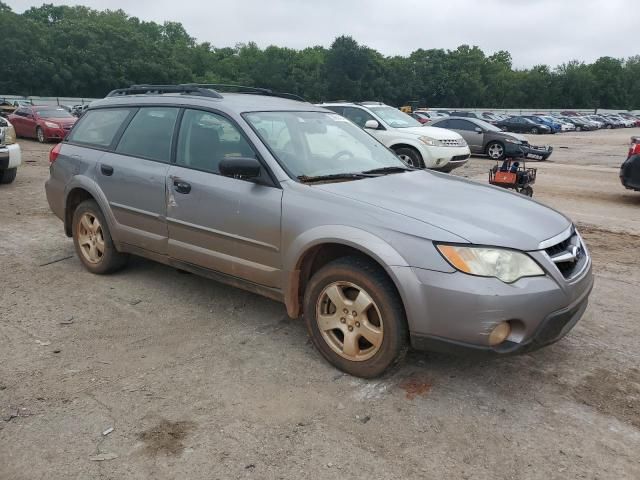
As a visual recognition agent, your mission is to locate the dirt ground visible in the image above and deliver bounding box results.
[1,129,639,479]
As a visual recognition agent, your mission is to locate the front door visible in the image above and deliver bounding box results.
[166,109,283,288]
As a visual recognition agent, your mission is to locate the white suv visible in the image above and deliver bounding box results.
[319,102,470,171]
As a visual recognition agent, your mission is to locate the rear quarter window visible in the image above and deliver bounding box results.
[68,109,132,148]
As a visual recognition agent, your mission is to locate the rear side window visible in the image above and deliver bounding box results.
[68,109,131,147]
[116,107,179,162]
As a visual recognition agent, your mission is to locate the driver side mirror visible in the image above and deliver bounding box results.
[474,127,483,133]
[364,119,379,130]
[219,157,261,180]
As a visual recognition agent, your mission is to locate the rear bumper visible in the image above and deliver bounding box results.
[0,143,21,170]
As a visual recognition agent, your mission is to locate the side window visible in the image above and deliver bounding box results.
[434,119,450,128]
[116,107,179,162]
[447,119,474,131]
[68,109,132,148]
[176,109,257,174]
[342,107,375,128]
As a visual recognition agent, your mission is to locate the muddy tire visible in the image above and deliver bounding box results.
[303,256,408,378]
[72,199,127,274]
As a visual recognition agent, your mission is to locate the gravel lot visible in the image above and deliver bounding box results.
[1,129,639,479]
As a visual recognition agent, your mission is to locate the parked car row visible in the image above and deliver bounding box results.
[413,109,640,134]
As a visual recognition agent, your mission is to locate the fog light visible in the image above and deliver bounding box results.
[489,322,511,346]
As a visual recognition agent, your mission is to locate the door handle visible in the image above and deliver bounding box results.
[173,179,191,194]
[100,164,114,176]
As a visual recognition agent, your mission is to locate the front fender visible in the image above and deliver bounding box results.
[282,225,413,318]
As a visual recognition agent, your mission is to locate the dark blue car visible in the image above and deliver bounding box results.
[524,115,561,134]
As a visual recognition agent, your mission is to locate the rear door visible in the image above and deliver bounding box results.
[166,109,283,288]
[89,107,178,255]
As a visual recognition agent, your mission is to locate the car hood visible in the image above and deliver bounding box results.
[395,125,464,140]
[315,171,570,251]
[500,132,527,142]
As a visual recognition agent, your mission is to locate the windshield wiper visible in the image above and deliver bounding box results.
[360,166,413,175]
[297,173,373,183]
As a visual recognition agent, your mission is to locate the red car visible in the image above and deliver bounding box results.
[8,105,77,143]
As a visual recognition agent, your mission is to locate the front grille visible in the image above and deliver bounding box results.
[440,139,465,147]
[544,232,587,279]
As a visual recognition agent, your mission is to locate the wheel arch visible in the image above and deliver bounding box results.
[63,177,115,238]
[283,226,411,319]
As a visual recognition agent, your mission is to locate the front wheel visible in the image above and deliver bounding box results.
[576,126,582,132]
[36,126,46,143]
[72,200,128,274]
[394,147,424,169]
[531,127,539,134]
[0,168,17,184]
[303,257,408,378]
[486,141,505,160]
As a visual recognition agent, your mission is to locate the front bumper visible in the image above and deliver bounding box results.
[0,143,22,170]
[43,126,71,141]
[420,145,471,170]
[391,251,593,356]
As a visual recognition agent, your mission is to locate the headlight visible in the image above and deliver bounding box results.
[419,136,441,147]
[436,244,544,283]
[44,121,60,128]
[504,138,521,144]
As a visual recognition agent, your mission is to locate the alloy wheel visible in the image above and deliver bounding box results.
[77,212,105,264]
[316,281,384,362]
[37,128,45,143]
[487,143,504,159]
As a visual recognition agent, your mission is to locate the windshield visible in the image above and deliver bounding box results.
[368,106,422,128]
[36,108,74,119]
[245,111,406,179]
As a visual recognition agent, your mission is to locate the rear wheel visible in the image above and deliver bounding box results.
[530,127,539,134]
[394,147,424,168]
[0,168,17,184]
[36,126,46,143]
[72,200,128,274]
[606,124,612,129]
[303,257,408,378]
[486,141,505,160]
[576,126,582,132]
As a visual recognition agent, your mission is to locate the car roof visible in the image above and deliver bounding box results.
[90,92,327,115]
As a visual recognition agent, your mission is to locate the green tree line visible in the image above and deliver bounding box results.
[1,2,639,109]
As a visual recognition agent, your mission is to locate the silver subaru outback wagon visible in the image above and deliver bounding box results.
[45,84,593,378]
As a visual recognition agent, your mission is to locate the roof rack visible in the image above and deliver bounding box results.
[358,101,385,106]
[184,84,307,103]
[106,83,307,103]
[106,84,223,99]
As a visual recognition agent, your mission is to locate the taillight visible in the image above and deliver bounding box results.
[49,143,62,164]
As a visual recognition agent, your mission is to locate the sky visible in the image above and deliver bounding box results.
[5,0,637,68]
